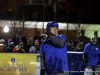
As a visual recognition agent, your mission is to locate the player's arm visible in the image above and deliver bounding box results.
[48,35,65,47]
[83,53,88,65]
[83,44,89,65]
[40,55,45,69]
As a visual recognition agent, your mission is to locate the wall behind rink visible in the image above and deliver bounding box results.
[0,20,100,40]
[0,20,77,40]
[0,53,38,75]
[0,27,77,40]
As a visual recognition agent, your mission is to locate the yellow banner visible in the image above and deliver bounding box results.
[0,53,37,75]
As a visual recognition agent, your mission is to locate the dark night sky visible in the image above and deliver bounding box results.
[0,0,100,24]
[92,0,100,24]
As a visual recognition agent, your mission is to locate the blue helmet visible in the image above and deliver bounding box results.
[46,21,59,32]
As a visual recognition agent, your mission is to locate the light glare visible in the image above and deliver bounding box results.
[4,26,9,32]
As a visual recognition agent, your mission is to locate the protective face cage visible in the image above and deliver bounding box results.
[90,36,97,44]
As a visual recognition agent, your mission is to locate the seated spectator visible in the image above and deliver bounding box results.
[25,37,34,53]
[29,39,40,53]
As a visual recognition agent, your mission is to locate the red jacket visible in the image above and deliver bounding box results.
[12,47,17,53]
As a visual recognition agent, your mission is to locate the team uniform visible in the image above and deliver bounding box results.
[40,21,69,75]
[84,43,100,66]
[83,36,100,75]
[40,34,69,74]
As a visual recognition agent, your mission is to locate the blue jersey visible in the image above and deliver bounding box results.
[40,35,69,74]
[84,43,100,66]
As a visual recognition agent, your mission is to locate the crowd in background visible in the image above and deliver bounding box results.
[0,28,48,53]
[0,28,99,53]
[69,30,100,52]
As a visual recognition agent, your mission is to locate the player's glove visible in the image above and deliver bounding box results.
[84,59,89,66]
[98,60,100,65]
[40,69,45,75]
[83,53,88,66]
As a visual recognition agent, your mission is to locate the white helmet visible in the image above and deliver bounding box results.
[90,36,97,44]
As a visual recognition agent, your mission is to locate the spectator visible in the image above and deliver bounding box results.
[12,45,18,53]
[25,37,34,53]
[71,40,84,51]
[94,31,100,45]
[0,39,8,52]
[7,42,14,52]
[33,31,41,44]
[13,41,26,53]
[0,39,6,47]
[0,44,5,52]
[78,30,88,49]
[70,40,84,75]
[12,35,19,46]
[71,40,80,51]
[29,39,40,53]
[12,28,27,46]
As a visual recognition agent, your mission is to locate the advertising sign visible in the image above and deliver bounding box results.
[0,53,37,75]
